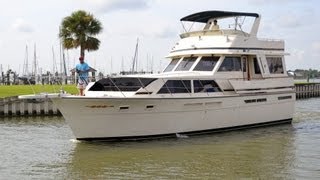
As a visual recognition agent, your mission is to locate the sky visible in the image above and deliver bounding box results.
[0,0,319,75]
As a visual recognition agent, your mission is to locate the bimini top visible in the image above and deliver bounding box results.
[181,10,259,23]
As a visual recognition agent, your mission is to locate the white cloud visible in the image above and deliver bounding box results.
[154,27,177,38]
[312,42,320,50]
[248,0,300,5]
[290,48,305,61]
[93,0,152,13]
[312,42,320,57]
[105,24,177,39]
[276,14,302,28]
[0,0,319,72]
[286,48,306,70]
[11,18,34,33]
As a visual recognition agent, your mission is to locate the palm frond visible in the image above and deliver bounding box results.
[58,10,103,55]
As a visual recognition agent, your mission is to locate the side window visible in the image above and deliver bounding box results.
[266,57,284,74]
[193,80,221,93]
[253,58,261,74]
[218,57,241,71]
[158,80,191,94]
[175,57,197,71]
[193,56,219,71]
[164,58,179,72]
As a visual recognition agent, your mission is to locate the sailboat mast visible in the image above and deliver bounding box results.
[59,41,63,77]
[23,45,29,76]
[131,38,139,73]
[121,57,124,72]
[33,43,37,83]
[52,46,57,75]
[0,64,3,84]
[62,50,67,84]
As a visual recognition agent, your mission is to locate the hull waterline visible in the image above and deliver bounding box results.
[53,93,295,140]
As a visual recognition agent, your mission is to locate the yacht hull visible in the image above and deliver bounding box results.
[53,93,295,140]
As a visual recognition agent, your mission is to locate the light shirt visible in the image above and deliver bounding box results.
[76,62,90,79]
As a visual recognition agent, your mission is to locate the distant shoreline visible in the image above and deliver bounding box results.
[1,83,320,117]
[0,82,320,98]
[0,84,78,98]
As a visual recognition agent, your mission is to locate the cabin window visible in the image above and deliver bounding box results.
[266,57,284,74]
[253,58,261,74]
[164,58,180,72]
[175,57,197,71]
[278,96,292,100]
[245,98,266,103]
[193,56,219,71]
[193,80,221,93]
[157,80,191,94]
[89,78,156,91]
[218,57,241,71]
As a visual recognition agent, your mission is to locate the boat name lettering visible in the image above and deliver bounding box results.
[85,105,114,108]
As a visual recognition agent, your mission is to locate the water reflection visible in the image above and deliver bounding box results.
[68,125,295,179]
[1,99,320,179]
[0,116,75,179]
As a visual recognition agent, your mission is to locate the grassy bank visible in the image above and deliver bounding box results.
[0,85,78,98]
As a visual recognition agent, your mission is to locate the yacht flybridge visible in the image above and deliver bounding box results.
[20,11,295,140]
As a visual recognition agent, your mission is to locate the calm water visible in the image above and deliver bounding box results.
[1,99,320,179]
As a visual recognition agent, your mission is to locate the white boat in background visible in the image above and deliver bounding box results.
[20,10,295,140]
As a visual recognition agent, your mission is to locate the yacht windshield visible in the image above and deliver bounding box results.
[266,56,284,74]
[164,58,180,72]
[158,80,191,94]
[175,57,197,71]
[193,80,221,92]
[193,56,219,71]
[218,57,241,71]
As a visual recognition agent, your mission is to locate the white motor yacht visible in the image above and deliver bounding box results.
[21,10,295,140]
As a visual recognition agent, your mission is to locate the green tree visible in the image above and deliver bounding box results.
[59,10,103,58]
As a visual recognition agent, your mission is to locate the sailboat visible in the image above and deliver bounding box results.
[18,45,35,84]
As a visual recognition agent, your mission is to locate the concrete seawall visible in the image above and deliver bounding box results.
[295,83,320,99]
[0,96,60,117]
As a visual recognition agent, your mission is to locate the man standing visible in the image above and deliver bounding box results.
[76,56,90,96]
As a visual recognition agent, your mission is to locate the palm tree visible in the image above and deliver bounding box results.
[59,10,103,58]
